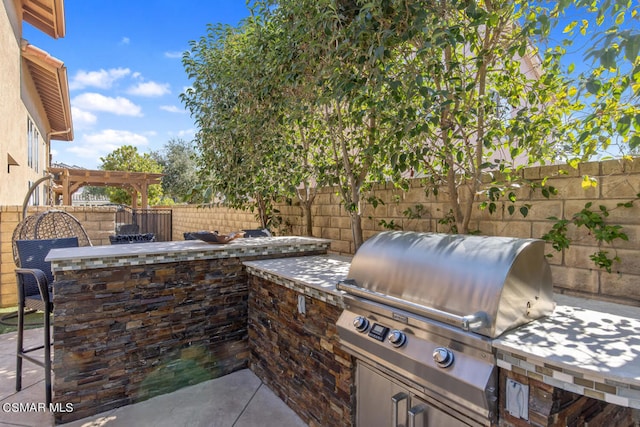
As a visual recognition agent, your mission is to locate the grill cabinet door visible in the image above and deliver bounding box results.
[357,362,408,426]
[356,362,469,427]
[409,395,469,427]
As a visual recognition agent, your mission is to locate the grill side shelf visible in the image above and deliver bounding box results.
[337,279,490,333]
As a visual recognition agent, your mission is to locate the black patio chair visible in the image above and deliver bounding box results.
[242,228,272,238]
[109,233,156,244]
[14,237,79,406]
[117,223,140,234]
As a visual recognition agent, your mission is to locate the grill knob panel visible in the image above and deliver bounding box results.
[433,347,454,368]
[353,316,370,332]
[388,330,407,348]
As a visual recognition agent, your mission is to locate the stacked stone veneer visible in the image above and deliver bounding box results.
[172,159,640,307]
[499,370,634,426]
[248,275,355,427]
[50,241,329,424]
[0,205,116,307]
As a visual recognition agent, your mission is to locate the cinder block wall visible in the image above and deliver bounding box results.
[170,205,261,240]
[173,159,640,306]
[0,206,116,307]
[1,159,638,308]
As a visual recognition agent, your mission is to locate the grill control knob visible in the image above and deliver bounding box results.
[433,347,454,368]
[353,316,369,332]
[388,330,407,348]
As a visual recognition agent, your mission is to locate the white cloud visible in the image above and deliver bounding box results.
[127,81,170,97]
[164,51,183,59]
[84,129,149,147]
[69,68,131,90]
[68,129,150,160]
[71,107,97,127]
[120,37,130,45]
[160,105,185,113]
[172,128,195,138]
[72,93,142,116]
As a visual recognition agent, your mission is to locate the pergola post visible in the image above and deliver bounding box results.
[62,170,71,205]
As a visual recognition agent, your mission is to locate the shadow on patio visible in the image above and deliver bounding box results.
[0,328,306,427]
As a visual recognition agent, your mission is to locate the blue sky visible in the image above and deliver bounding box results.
[24,2,634,170]
[23,1,251,169]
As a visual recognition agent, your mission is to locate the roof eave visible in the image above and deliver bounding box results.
[21,40,74,141]
[22,0,66,39]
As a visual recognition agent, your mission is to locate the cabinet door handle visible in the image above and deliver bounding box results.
[408,404,426,427]
[391,392,408,427]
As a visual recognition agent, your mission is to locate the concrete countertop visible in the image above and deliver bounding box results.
[494,294,640,408]
[46,236,331,272]
[244,254,352,307]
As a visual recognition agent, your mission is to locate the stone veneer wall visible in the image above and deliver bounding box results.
[0,205,116,307]
[50,240,329,425]
[52,257,251,423]
[499,370,635,426]
[172,159,640,307]
[248,275,355,427]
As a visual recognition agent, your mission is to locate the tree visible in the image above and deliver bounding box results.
[181,11,320,232]
[553,0,639,161]
[183,0,638,256]
[99,145,164,206]
[151,138,198,203]
[254,0,564,247]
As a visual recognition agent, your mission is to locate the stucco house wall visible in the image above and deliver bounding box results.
[0,0,67,206]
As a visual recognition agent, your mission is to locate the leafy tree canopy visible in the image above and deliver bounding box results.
[150,138,199,203]
[182,0,638,250]
[99,145,165,206]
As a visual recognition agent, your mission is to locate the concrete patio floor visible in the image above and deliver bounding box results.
[0,328,306,427]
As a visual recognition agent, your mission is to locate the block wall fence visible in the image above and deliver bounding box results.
[0,206,117,307]
[1,159,638,308]
[172,158,640,307]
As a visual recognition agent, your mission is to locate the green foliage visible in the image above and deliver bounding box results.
[438,209,458,234]
[366,195,385,209]
[542,195,639,272]
[151,138,198,203]
[99,145,164,206]
[182,0,638,263]
[403,204,425,220]
[553,0,639,160]
[378,219,402,230]
[181,8,321,231]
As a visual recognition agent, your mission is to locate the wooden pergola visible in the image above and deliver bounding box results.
[49,167,163,208]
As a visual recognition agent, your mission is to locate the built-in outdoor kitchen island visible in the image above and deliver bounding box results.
[46,234,640,426]
[46,236,331,424]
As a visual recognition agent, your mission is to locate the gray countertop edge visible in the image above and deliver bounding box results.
[45,236,331,271]
[243,254,352,306]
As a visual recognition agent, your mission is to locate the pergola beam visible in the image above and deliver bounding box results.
[49,167,163,207]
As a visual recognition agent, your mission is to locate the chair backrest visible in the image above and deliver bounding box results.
[242,229,272,238]
[117,223,140,234]
[109,233,155,244]
[15,237,79,296]
[12,210,91,266]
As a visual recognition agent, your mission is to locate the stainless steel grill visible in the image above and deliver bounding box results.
[336,231,555,426]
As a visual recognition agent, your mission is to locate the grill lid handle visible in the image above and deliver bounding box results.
[337,279,490,332]
[462,312,490,331]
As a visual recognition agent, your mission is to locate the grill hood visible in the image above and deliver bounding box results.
[343,231,555,338]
